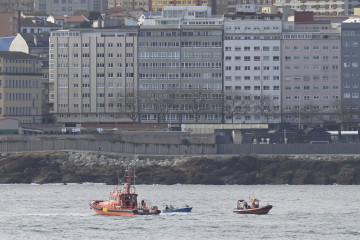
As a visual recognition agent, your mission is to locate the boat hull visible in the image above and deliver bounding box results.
[89,201,161,216]
[163,207,192,213]
[233,205,272,215]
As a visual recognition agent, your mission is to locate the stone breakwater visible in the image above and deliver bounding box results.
[0,151,359,185]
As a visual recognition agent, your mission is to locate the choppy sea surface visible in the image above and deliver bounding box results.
[0,184,359,240]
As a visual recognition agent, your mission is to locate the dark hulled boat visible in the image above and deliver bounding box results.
[233,199,272,214]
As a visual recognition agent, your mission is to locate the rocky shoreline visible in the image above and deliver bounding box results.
[0,151,359,185]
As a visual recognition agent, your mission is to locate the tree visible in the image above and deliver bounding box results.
[150,90,179,123]
[300,103,321,126]
[290,103,320,128]
[338,99,360,130]
[254,94,280,123]
[182,89,218,123]
[88,11,102,21]
[223,90,252,124]
[110,93,143,123]
[79,21,92,28]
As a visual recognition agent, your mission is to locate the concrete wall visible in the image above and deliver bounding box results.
[0,139,216,155]
[0,138,360,155]
[217,143,360,155]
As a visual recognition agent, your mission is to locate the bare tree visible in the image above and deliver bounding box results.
[150,90,179,123]
[253,94,280,123]
[289,103,320,127]
[300,103,321,126]
[181,88,220,123]
[111,93,143,123]
[338,99,360,130]
[223,90,252,124]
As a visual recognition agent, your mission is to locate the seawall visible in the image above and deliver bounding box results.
[0,151,359,185]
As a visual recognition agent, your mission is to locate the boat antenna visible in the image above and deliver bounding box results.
[133,165,136,186]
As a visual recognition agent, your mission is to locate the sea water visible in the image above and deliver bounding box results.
[0,184,359,240]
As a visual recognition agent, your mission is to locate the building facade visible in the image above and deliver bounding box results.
[0,12,20,38]
[34,0,108,15]
[49,29,138,123]
[223,6,282,124]
[0,51,45,123]
[273,0,345,15]
[138,6,223,123]
[281,12,341,128]
[107,0,207,12]
[345,0,360,15]
[341,18,360,130]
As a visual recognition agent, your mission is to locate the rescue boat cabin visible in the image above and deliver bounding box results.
[108,172,140,209]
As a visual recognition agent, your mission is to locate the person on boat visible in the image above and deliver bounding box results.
[142,200,146,208]
[244,202,248,209]
[165,204,169,210]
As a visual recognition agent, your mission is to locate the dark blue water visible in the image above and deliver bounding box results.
[0,184,359,240]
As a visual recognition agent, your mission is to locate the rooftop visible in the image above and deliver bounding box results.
[0,51,38,60]
[19,33,50,48]
[49,15,89,22]
[21,18,60,28]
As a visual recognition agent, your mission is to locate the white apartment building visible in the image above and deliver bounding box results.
[49,29,138,123]
[223,9,282,124]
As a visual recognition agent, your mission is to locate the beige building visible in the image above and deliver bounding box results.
[273,0,345,15]
[34,0,108,15]
[0,51,45,123]
[108,0,207,12]
[49,29,138,123]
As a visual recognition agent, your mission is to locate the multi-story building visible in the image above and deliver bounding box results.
[0,0,34,13]
[0,51,45,123]
[0,11,20,38]
[138,6,223,123]
[345,1,360,15]
[107,0,207,12]
[273,0,345,15]
[107,0,149,11]
[208,0,228,15]
[341,18,360,130]
[34,0,108,15]
[49,28,138,123]
[227,0,274,14]
[281,12,341,128]
[9,33,52,122]
[223,5,282,124]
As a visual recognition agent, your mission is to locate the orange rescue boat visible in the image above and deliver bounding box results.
[233,198,272,214]
[89,169,161,216]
